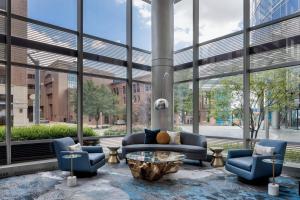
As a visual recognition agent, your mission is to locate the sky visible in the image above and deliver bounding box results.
[27,0,243,51]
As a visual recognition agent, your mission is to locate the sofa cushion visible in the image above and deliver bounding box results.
[123,144,206,154]
[144,129,160,144]
[89,153,105,165]
[253,144,275,156]
[227,156,253,171]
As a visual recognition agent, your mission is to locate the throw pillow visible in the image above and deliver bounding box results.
[253,144,275,156]
[68,143,82,151]
[144,129,160,144]
[156,131,170,144]
[168,131,181,144]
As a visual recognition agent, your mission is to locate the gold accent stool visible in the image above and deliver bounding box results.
[126,151,185,181]
[210,147,224,167]
[107,146,120,164]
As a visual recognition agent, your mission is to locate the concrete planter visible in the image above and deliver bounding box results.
[0,137,100,165]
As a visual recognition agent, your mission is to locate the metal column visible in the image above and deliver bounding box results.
[126,0,133,134]
[193,0,199,134]
[243,0,251,148]
[151,0,174,131]
[5,0,12,165]
[77,0,83,144]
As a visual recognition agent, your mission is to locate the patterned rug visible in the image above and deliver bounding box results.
[0,162,298,200]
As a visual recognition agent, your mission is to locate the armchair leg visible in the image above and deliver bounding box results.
[199,160,203,167]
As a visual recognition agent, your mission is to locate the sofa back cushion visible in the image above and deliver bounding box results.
[180,132,202,146]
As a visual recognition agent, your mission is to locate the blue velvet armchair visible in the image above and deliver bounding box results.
[53,137,105,174]
[225,139,287,181]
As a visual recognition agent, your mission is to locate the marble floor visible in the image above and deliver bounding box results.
[0,162,298,200]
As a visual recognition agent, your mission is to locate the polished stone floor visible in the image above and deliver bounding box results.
[0,162,298,200]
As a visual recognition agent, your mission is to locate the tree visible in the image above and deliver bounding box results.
[174,83,193,124]
[72,80,117,128]
[208,68,299,144]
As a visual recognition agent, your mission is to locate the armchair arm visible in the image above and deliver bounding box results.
[227,149,253,159]
[251,154,283,178]
[82,146,103,153]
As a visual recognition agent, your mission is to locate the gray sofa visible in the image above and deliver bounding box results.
[122,132,207,165]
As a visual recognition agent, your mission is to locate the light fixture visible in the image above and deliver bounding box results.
[154,98,169,110]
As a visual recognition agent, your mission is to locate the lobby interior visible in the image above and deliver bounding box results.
[1,0,300,199]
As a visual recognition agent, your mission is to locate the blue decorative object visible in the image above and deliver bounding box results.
[144,129,160,144]
[53,137,105,174]
[225,139,287,181]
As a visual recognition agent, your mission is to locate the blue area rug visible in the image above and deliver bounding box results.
[0,162,298,200]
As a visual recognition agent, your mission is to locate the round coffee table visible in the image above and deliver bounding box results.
[107,146,120,164]
[126,151,185,181]
[62,153,82,187]
[210,147,224,167]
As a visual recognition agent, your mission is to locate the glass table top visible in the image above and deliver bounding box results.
[126,151,185,163]
[262,158,284,165]
[62,153,82,159]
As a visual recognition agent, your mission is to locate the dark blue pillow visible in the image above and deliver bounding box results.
[144,129,160,144]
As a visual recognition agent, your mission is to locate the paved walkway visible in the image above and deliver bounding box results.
[180,125,300,142]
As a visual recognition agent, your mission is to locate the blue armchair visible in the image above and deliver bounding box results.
[53,137,105,174]
[225,139,287,181]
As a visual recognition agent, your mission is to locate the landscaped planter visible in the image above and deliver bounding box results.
[0,137,100,164]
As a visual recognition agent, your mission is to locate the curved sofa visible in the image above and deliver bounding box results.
[122,132,207,164]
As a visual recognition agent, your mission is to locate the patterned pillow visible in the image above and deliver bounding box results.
[68,143,82,151]
[253,144,275,156]
[168,131,181,145]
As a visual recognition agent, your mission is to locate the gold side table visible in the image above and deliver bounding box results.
[107,146,120,164]
[210,147,224,167]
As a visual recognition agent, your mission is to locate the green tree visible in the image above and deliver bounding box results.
[174,83,193,124]
[72,80,117,128]
[208,68,299,143]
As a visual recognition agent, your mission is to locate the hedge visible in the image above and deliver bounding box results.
[0,125,96,142]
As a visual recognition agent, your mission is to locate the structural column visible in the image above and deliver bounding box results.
[126,0,133,134]
[77,0,84,144]
[243,0,251,148]
[193,0,199,133]
[6,0,12,164]
[151,0,174,131]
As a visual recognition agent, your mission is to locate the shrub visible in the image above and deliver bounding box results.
[103,125,145,136]
[0,125,96,142]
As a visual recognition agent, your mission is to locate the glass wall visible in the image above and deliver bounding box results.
[199,76,243,139]
[174,82,193,132]
[251,0,300,26]
[12,0,77,30]
[82,76,126,137]
[132,82,151,133]
[174,0,193,50]
[249,67,300,163]
[133,0,151,50]
[0,64,5,165]
[198,0,243,42]
[84,0,126,43]
[10,67,80,163]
